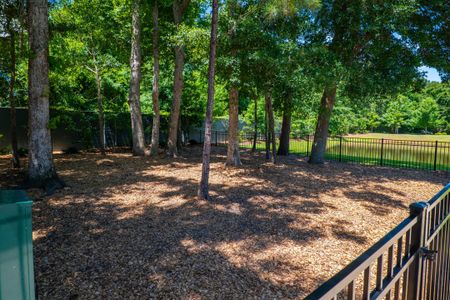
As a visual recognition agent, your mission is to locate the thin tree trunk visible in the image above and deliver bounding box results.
[129,0,146,156]
[251,95,257,152]
[150,0,160,156]
[277,94,292,156]
[28,0,63,191]
[177,113,183,150]
[167,46,184,157]
[225,85,242,166]
[95,69,106,155]
[265,91,277,164]
[198,0,219,200]
[167,0,190,157]
[309,85,337,164]
[8,24,20,168]
[265,107,270,160]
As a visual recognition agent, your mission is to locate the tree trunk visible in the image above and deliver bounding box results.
[8,25,20,168]
[95,69,106,155]
[225,85,242,166]
[167,0,190,157]
[309,85,337,164]
[251,96,257,152]
[150,0,160,156]
[198,0,218,200]
[265,108,270,160]
[177,116,184,150]
[265,91,277,164]
[277,94,292,156]
[129,0,146,156]
[28,0,63,192]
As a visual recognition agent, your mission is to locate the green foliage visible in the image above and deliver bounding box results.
[0,0,448,144]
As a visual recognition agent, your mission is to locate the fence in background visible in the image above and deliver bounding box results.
[305,183,450,300]
[191,130,450,172]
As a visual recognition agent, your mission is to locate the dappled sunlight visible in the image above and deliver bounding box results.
[1,146,447,298]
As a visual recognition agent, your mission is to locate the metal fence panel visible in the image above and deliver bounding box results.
[305,183,450,300]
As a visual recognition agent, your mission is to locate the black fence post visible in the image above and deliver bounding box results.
[407,202,429,300]
[380,138,384,166]
[339,136,343,162]
[434,141,438,171]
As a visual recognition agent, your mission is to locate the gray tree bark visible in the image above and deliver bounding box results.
[150,0,160,156]
[251,96,257,152]
[225,85,242,166]
[198,0,219,200]
[265,91,277,164]
[167,0,190,157]
[277,94,292,156]
[28,0,63,191]
[309,85,337,164]
[128,0,146,156]
[95,68,106,155]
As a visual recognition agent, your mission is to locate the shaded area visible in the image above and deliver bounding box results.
[0,146,448,299]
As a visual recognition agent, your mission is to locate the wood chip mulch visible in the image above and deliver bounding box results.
[0,146,449,299]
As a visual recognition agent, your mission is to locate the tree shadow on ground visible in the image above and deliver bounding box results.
[1,146,448,299]
[343,190,407,216]
[32,184,323,299]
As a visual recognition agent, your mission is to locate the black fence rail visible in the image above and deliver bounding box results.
[190,130,450,172]
[305,183,450,300]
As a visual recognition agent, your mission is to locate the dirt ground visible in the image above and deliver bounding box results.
[1,146,449,299]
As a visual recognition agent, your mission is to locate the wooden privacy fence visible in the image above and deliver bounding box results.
[305,183,450,300]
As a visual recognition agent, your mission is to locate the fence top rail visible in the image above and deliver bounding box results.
[304,215,418,300]
[427,182,450,210]
[329,135,450,145]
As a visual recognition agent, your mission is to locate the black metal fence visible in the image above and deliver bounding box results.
[305,183,450,300]
[190,130,450,172]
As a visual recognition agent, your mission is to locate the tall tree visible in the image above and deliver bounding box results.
[28,0,63,191]
[129,0,146,156]
[265,90,277,163]
[251,94,258,152]
[198,0,219,200]
[308,0,420,163]
[309,85,336,162]
[150,0,160,156]
[277,93,292,156]
[88,46,107,155]
[224,2,241,166]
[50,0,123,155]
[167,0,190,157]
[225,80,242,166]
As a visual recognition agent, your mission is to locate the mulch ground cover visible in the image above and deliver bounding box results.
[1,146,449,299]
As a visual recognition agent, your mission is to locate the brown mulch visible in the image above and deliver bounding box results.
[1,146,449,299]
